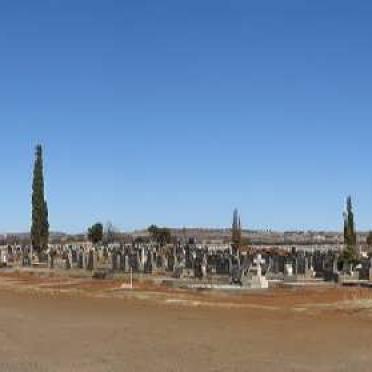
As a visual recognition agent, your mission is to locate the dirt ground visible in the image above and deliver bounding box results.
[0,271,372,371]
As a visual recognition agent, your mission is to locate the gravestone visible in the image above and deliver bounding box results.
[1,250,7,267]
[304,255,315,279]
[173,246,178,273]
[124,255,130,273]
[93,250,98,270]
[48,251,54,269]
[284,263,293,277]
[87,250,94,271]
[68,251,73,269]
[112,251,117,271]
[242,254,269,289]
[201,254,208,279]
[162,255,168,272]
[145,250,153,274]
[116,254,121,272]
[78,251,84,269]
[83,251,88,270]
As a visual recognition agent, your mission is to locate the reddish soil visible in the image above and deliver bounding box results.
[0,271,372,371]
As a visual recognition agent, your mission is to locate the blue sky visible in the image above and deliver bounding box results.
[1,0,372,233]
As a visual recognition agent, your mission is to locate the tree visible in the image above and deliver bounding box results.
[232,208,242,250]
[342,196,357,264]
[148,225,158,239]
[148,225,172,246]
[88,223,103,244]
[31,145,49,257]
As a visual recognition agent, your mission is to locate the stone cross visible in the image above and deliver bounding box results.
[254,254,265,277]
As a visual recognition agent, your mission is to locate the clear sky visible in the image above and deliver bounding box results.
[1,0,372,233]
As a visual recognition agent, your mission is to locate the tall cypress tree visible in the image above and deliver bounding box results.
[342,196,357,264]
[232,209,242,250]
[31,145,49,256]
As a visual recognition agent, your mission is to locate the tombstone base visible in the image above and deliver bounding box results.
[241,275,269,289]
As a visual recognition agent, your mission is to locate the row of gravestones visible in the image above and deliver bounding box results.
[26,243,372,283]
[47,246,233,278]
[47,247,327,279]
[48,248,176,274]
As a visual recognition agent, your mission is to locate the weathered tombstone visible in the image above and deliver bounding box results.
[78,250,84,269]
[295,253,304,275]
[241,254,269,289]
[124,255,129,273]
[201,254,208,279]
[47,251,54,269]
[0,248,8,267]
[192,250,197,271]
[87,250,94,271]
[68,251,73,269]
[284,263,293,277]
[145,250,152,273]
[93,250,98,271]
[22,247,31,266]
[273,255,280,274]
[116,254,121,272]
[333,255,339,275]
[72,249,77,264]
[82,251,88,270]
[228,256,233,275]
[119,253,125,271]
[135,250,141,273]
[112,251,117,271]
[108,251,113,269]
[304,254,315,279]
[162,254,168,272]
[139,247,145,272]
[173,246,178,273]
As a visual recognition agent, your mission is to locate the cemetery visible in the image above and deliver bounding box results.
[1,145,371,370]
[1,235,372,292]
[1,240,372,371]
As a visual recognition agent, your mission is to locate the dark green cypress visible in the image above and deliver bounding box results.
[342,196,357,264]
[31,145,49,255]
[232,209,242,250]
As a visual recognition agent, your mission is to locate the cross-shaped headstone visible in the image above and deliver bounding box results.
[254,254,265,277]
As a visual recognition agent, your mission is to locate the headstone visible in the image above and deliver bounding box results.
[173,247,178,273]
[0,249,8,267]
[48,250,54,269]
[124,255,129,273]
[83,251,88,270]
[93,250,98,271]
[78,250,84,269]
[112,252,117,271]
[284,263,293,277]
[241,254,269,289]
[117,254,121,272]
[304,255,315,279]
[201,254,208,279]
[162,255,168,272]
[87,250,94,271]
[68,251,73,269]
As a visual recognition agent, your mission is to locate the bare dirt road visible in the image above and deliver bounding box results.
[0,272,372,371]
